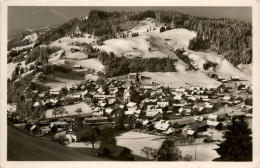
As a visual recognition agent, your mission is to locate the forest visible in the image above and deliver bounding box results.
[98,51,177,77]
[31,10,252,66]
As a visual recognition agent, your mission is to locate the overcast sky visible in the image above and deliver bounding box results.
[8,6,252,33]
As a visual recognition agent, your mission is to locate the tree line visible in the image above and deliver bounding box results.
[98,51,177,77]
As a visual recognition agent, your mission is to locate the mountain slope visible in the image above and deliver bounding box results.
[7,125,107,161]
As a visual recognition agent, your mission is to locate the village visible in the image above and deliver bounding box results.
[7,68,253,161]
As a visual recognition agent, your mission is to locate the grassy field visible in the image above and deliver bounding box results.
[7,125,107,161]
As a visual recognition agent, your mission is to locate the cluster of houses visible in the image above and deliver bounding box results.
[8,72,252,159]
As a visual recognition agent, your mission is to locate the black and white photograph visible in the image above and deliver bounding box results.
[1,0,260,167]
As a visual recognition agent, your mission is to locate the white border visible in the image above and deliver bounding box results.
[1,0,260,168]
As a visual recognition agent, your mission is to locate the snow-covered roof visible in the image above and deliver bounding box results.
[154,120,170,131]
[142,120,151,125]
[157,102,169,107]
[194,116,204,121]
[208,114,218,120]
[127,102,137,108]
[223,96,231,100]
[162,127,175,135]
[33,102,40,107]
[207,120,220,126]
[105,108,113,114]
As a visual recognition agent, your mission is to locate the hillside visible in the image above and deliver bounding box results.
[7,10,252,95]
[32,10,251,66]
[7,125,107,161]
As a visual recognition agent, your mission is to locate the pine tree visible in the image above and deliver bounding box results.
[157,139,183,161]
[214,115,252,161]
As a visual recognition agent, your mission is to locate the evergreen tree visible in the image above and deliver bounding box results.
[214,115,252,161]
[157,139,183,161]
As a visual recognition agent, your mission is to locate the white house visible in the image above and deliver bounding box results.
[154,120,170,131]
[208,114,218,121]
[157,101,169,107]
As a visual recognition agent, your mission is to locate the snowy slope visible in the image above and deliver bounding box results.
[22,33,38,42]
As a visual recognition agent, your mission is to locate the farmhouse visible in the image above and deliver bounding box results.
[208,114,218,121]
[50,90,59,95]
[230,76,240,81]
[98,144,134,161]
[146,109,163,120]
[73,64,82,69]
[154,120,171,132]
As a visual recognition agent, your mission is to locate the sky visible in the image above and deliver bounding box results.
[8,6,252,33]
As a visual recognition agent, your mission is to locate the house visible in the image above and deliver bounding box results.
[98,144,134,161]
[93,94,106,100]
[230,76,239,81]
[218,76,226,81]
[127,102,137,108]
[183,108,192,116]
[33,101,40,107]
[162,127,176,135]
[105,108,113,115]
[146,110,163,120]
[226,110,245,117]
[157,101,169,107]
[30,124,41,135]
[208,114,218,121]
[204,102,214,113]
[50,99,59,106]
[71,48,81,53]
[194,116,204,122]
[38,93,45,98]
[223,96,231,101]
[182,126,198,137]
[238,84,246,90]
[206,120,221,128]
[154,120,170,132]
[73,94,82,99]
[172,119,193,128]
[241,105,253,113]
[7,103,17,114]
[65,129,77,142]
[143,85,153,91]
[73,64,82,69]
[188,120,207,132]
[50,121,68,132]
[50,90,59,95]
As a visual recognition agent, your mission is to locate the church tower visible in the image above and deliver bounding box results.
[135,71,140,92]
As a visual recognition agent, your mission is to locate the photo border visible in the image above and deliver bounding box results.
[1,0,259,168]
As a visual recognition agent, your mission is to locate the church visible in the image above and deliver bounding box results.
[123,72,141,103]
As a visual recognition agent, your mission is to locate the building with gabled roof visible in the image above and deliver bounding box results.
[98,144,134,161]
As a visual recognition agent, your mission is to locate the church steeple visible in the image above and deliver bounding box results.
[135,71,140,92]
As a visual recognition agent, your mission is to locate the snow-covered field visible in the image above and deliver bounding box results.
[153,28,196,50]
[68,58,104,71]
[97,36,167,58]
[184,51,252,83]
[22,33,38,42]
[64,52,89,60]
[96,28,196,60]
[49,34,96,50]
[116,131,220,161]
[46,102,93,118]
[141,71,221,88]
[130,18,157,35]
